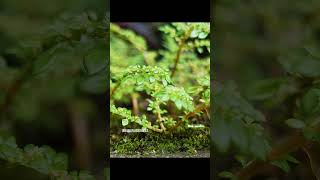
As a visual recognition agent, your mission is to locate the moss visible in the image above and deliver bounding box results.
[111,128,210,157]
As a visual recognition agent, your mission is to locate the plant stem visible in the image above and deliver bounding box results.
[170,28,193,78]
[131,93,139,115]
[157,111,166,131]
[169,103,207,131]
[147,124,163,133]
[110,81,121,98]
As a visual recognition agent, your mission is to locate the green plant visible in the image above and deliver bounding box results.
[110,23,210,134]
[0,12,108,179]
[214,47,320,179]
[0,136,95,179]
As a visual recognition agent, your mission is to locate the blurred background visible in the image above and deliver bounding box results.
[214,0,320,179]
[0,0,108,179]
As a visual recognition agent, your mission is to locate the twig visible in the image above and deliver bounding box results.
[169,103,207,131]
[170,28,193,78]
[157,111,166,131]
[110,81,121,98]
[131,93,139,115]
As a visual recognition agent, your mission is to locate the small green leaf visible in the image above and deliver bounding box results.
[272,160,291,172]
[52,153,68,171]
[219,171,234,179]
[162,79,168,86]
[285,119,306,129]
[198,32,207,39]
[149,77,155,83]
[286,155,299,164]
[190,30,199,38]
[175,100,183,110]
[122,119,129,126]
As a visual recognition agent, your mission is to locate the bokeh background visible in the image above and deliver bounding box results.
[0,0,108,179]
[214,0,320,179]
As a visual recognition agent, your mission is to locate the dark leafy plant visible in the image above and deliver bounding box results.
[214,47,320,180]
[0,12,109,179]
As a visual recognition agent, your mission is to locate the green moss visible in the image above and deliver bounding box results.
[111,128,210,157]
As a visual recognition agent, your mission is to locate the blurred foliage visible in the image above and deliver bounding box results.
[0,1,108,179]
[0,136,95,179]
[214,0,320,179]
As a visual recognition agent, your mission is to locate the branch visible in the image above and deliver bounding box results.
[170,28,193,78]
[169,103,207,131]
[131,93,139,115]
[157,111,166,131]
[110,81,121,98]
[147,125,164,133]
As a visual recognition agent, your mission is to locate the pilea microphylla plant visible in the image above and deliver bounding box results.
[110,23,210,155]
[214,47,320,180]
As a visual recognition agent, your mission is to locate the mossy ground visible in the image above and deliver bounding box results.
[110,128,210,158]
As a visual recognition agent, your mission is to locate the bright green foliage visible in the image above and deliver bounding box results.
[110,24,148,53]
[114,65,172,95]
[111,105,150,130]
[110,23,210,134]
[159,23,210,53]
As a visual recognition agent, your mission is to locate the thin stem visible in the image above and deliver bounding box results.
[157,111,166,131]
[169,103,207,131]
[204,107,210,120]
[110,81,121,98]
[153,102,166,131]
[147,124,163,133]
[170,28,193,78]
[131,93,139,115]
